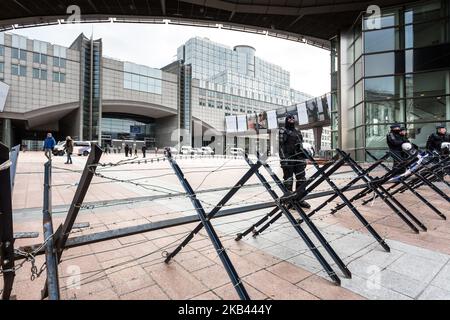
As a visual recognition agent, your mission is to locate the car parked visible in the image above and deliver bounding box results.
[190,147,202,155]
[180,146,193,155]
[52,141,66,156]
[200,147,214,155]
[229,147,244,156]
[73,141,91,156]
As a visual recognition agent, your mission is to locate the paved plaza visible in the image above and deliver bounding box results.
[6,151,450,300]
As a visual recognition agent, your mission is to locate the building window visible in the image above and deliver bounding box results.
[0,45,4,56]
[199,98,206,107]
[123,62,162,95]
[33,68,47,80]
[0,62,3,73]
[364,28,399,53]
[216,101,223,109]
[53,57,66,68]
[364,76,403,101]
[53,45,67,68]
[208,100,215,108]
[53,71,65,83]
[33,52,47,65]
[12,64,26,76]
[12,48,27,61]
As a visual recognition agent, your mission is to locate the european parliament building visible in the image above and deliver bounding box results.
[0,32,315,153]
[332,0,450,161]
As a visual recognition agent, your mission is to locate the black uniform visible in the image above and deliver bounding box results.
[279,115,308,196]
[426,130,450,154]
[386,125,409,172]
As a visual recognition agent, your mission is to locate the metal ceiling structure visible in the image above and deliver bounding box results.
[0,0,416,49]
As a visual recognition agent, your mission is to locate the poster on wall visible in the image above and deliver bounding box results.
[237,115,247,132]
[267,110,278,129]
[297,103,308,125]
[225,115,237,133]
[0,81,10,113]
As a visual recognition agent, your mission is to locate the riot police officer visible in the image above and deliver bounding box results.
[386,123,404,154]
[279,113,310,209]
[387,123,409,172]
[426,125,450,154]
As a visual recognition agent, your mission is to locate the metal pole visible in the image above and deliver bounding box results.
[42,161,60,300]
[165,150,250,300]
[9,145,20,192]
[247,155,344,284]
[164,154,262,263]
[56,144,103,256]
[42,143,102,299]
[0,143,15,300]
[366,151,446,220]
[336,149,422,234]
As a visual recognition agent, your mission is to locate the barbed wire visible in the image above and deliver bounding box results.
[8,152,448,298]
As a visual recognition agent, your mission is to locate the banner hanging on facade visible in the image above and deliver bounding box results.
[247,114,257,131]
[225,115,237,133]
[267,110,277,129]
[297,103,308,125]
[237,115,247,132]
[0,81,9,113]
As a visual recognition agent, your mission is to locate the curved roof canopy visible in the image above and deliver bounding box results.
[0,0,414,49]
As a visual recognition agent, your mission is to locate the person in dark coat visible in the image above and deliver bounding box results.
[124,144,130,157]
[387,123,411,172]
[426,125,450,154]
[279,113,310,209]
[142,145,147,158]
[64,136,73,164]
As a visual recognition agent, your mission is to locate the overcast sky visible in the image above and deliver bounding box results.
[12,23,331,97]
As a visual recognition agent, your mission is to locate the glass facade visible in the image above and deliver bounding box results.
[178,37,310,114]
[80,37,102,141]
[338,0,450,161]
[101,113,156,141]
[123,62,162,94]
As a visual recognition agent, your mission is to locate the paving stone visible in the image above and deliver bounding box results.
[430,263,450,292]
[262,244,299,261]
[213,282,268,300]
[120,284,169,300]
[341,274,412,300]
[296,275,365,300]
[387,254,445,283]
[145,262,208,299]
[243,269,318,300]
[266,261,313,284]
[417,285,450,300]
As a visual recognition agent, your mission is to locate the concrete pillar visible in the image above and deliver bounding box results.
[194,121,202,147]
[312,126,323,154]
[1,118,12,147]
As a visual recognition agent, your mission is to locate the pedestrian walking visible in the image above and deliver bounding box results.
[43,133,56,160]
[64,136,73,164]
